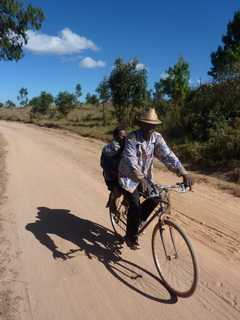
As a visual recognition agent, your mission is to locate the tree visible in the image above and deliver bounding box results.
[108,58,147,125]
[17,87,28,106]
[152,58,190,140]
[5,100,16,108]
[30,91,54,115]
[0,102,4,108]
[75,83,82,104]
[96,77,111,125]
[85,93,91,104]
[209,10,240,81]
[154,57,190,106]
[152,81,168,118]
[0,0,44,61]
[85,93,99,105]
[55,91,77,115]
[146,89,153,104]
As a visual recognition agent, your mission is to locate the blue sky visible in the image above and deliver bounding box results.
[0,0,239,103]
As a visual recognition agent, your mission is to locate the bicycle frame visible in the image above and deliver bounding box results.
[137,196,171,235]
[111,182,187,236]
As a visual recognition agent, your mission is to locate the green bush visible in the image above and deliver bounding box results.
[173,142,203,166]
[184,80,240,141]
[30,91,54,115]
[55,91,77,115]
[201,125,240,168]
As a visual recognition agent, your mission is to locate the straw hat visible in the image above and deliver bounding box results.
[138,108,162,125]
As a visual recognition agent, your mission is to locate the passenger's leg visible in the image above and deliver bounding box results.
[109,183,122,211]
[105,180,121,209]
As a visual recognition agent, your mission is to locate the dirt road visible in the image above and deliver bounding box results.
[0,121,240,320]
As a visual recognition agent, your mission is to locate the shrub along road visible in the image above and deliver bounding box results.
[0,120,239,320]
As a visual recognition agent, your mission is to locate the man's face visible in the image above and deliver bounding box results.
[141,123,157,137]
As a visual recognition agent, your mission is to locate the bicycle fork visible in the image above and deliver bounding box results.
[159,222,178,260]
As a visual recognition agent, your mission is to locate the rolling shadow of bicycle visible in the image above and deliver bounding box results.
[25,207,177,304]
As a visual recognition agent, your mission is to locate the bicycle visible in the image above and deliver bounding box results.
[109,182,198,298]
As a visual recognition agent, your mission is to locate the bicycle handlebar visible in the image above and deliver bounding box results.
[145,181,190,199]
[157,182,190,192]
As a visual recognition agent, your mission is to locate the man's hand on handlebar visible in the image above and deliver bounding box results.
[182,173,194,190]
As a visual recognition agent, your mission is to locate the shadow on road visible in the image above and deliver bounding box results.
[25,207,177,304]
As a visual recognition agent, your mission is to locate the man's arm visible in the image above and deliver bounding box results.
[154,134,193,189]
[154,134,187,175]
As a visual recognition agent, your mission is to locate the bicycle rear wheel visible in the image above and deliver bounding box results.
[152,219,198,297]
[109,194,128,238]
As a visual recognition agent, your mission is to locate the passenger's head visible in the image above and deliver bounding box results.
[113,126,127,145]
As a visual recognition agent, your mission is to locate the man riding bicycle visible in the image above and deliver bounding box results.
[118,108,193,249]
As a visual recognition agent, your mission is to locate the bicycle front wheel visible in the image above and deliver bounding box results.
[152,219,198,297]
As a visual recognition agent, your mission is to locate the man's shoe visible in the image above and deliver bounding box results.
[125,237,140,250]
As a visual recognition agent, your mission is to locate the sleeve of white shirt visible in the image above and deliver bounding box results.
[154,133,187,176]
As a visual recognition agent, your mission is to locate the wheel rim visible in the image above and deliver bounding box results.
[153,221,197,296]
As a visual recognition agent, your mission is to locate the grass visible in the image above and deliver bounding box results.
[0,105,117,142]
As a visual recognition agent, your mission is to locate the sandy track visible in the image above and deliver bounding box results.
[0,121,239,320]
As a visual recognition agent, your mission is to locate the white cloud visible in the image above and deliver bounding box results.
[160,72,168,79]
[136,63,146,71]
[25,28,98,55]
[80,57,106,69]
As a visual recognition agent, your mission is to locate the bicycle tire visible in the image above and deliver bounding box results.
[109,195,127,238]
[152,219,198,297]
